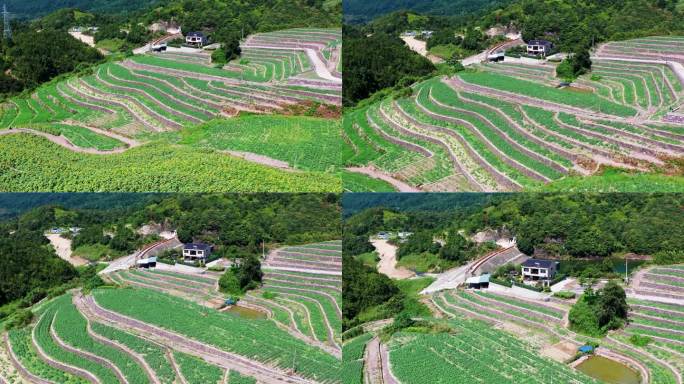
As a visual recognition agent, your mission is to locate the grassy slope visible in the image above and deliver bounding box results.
[0,134,340,192]
[179,115,340,172]
[342,170,398,192]
[542,168,684,192]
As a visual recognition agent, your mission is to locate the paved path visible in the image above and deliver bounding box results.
[45,233,88,267]
[421,264,470,294]
[400,36,443,64]
[99,238,181,275]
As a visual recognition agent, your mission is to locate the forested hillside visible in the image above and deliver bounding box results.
[479,0,684,51]
[343,0,510,24]
[344,194,684,260]
[3,0,161,19]
[0,193,340,313]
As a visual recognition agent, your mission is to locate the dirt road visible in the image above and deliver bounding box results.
[346,167,420,192]
[0,128,132,155]
[372,239,415,279]
[400,36,442,64]
[69,31,95,47]
[45,233,88,267]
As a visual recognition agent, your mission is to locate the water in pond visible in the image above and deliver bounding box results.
[225,305,267,319]
[576,356,640,384]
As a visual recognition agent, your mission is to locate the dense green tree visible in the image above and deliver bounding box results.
[439,231,471,262]
[0,230,78,306]
[397,231,441,259]
[343,26,435,106]
[343,255,401,328]
[569,281,628,336]
[235,255,263,291]
[9,29,103,88]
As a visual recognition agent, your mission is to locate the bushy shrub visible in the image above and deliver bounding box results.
[218,269,241,296]
[4,309,33,330]
[553,291,576,299]
[629,334,652,347]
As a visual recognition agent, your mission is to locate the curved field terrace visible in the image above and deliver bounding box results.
[0,28,342,192]
[343,46,684,192]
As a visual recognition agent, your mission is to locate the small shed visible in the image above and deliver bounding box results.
[136,256,157,269]
[466,274,490,289]
[579,345,594,354]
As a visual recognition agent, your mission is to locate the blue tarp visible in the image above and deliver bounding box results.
[579,345,594,353]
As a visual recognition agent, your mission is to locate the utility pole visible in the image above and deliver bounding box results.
[3,4,11,41]
[625,257,628,283]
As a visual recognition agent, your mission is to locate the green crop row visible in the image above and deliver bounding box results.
[474,291,564,319]
[430,80,564,179]
[264,285,340,332]
[131,55,266,83]
[371,100,454,184]
[229,370,257,384]
[388,315,598,384]
[266,287,333,342]
[342,333,373,361]
[7,328,88,384]
[631,316,684,333]
[108,63,220,116]
[0,135,341,192]
[90,322,177,384]
[51,295,149,384]
[173,351,223,384]
[145,269,217,285]
[179,114,341,172]
[459,71,638,117]
[264,268,342,283]
[33,300,120,384]
[93,287,341,382]
[270,295,316,339]
[411,82,538,188]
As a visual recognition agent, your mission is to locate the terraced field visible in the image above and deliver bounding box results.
[0,28,342,192]
[343,61,684,192]
[248,241,342,352]
[626,297,684,351]
[596,36,684,67]
[386,318,599,384]
[107,241,342,359]
[632,265,684,303]
[241,28,342,86]
[342,333,373,384]
[1,287,340,384]
[427,287,681,384]
[594,36,684,125]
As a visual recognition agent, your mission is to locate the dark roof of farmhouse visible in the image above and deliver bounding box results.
[183,243,212,251]
[521,259,557,268]
[187,31,206,37]
[527,39,552,46]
